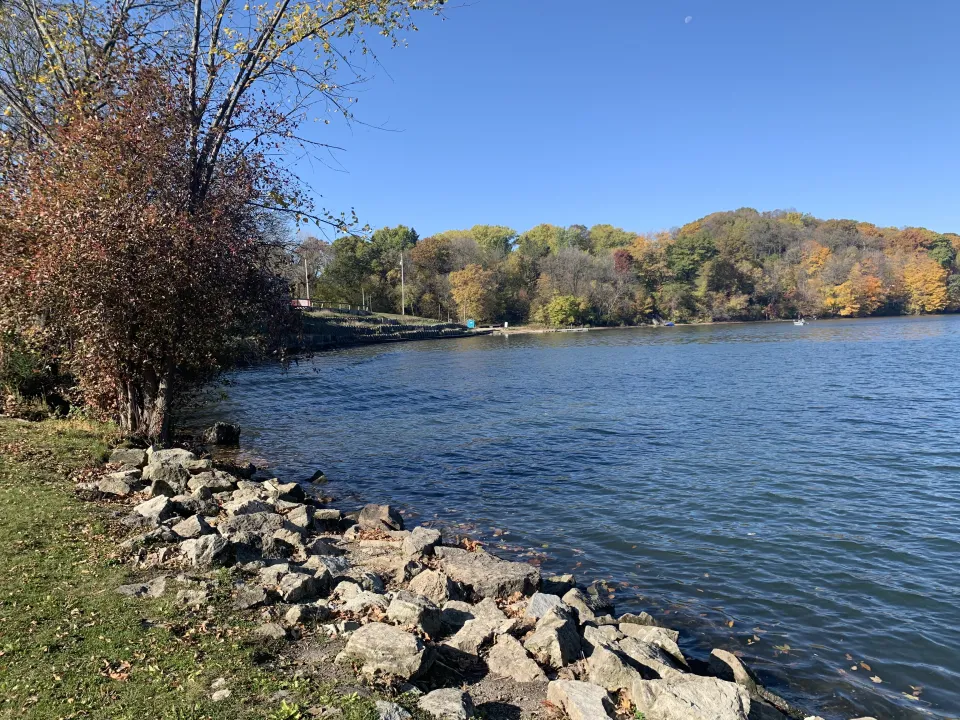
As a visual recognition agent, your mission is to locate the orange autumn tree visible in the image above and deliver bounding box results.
[0,72,293,440]
[824,263,886,317]
[903,255,949,314]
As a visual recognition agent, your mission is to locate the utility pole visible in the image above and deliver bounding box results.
[400,250,406,316]
[303,255,310,304]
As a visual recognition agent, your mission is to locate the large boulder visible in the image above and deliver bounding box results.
[439,548,539,599]
[218,511,286,540]
[171,514,211,539]
[417,689,474,720]
[486,634,547,683]
[408,569,457,605]
[335,622,434,680]
[402,526,441,558]
[147,447,197,467]
[617,636,685,680]
[588,640,645,694]
[526,592,565,619]
[632,676,751,720]
[142,463,190,494]
[277,572,322,603]
[133,495,176,523]
[546,680,613,720]
[110,447,147,468]
[709,649,803,719]
[181,535,233,567]
[187,470,236,493]
[358,504,404,531]
[523,605,581,669]
[375,701,412,720]
[622,625,687,667]
[387,591,443,638]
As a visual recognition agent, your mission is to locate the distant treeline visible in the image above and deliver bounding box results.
[291,209,960,325]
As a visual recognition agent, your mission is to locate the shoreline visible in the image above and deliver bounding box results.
[69,432,894,720]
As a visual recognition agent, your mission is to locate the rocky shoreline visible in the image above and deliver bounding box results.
[76,437,876,720]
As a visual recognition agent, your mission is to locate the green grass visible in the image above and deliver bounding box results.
[0,418,391,720]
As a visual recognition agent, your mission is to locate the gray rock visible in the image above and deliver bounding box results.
[388,591,443,637]
[234,586,271,610]
[709,649,803,719]
[563,588,600,624]
[375,701,412,720]
[340,590,390,615]
[417,689,474,720]
[440,600,476,632]
[546,680,613,720]
[440,548,539,599]
[620,611,660,627]
[322,620,361,638]
[97,476,134,497]
[277,572,322,603]
[526,592,565,619]
[523,606,581,669]
[408,569,456,605]
[632,676,751,720]
[133,495,175,523]
[187,470,236,493]
[583,624,624,650]
[116,576,167,599]
[332,580,362,601]
[313,508,342,522]
[286,504,313,529]
[542,573,577,595]
[110,448,147,468]
[224,497,272,516]
[218,511,286,540]
[147,477,177,498]
[147,447,197,466]
[211,688,231,702]
[486,634,548,683]
[255,622,287,641]
[617,636,685,679]
[358,503,404,531]
[356,571,385,593]
[442,618,499,662]
[587,640,645,695]
[335,622,434,680]
[402,526,441,558]
[622,625,686,666]
[169,493,218,518]
[181,535,232,567]
[171,514,211,539]
[142,463,190,492]
[305,538,346,556]
[266,480,306,502]
[204,422,240,445]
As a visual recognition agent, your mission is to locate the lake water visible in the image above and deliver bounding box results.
[185,315,960,719]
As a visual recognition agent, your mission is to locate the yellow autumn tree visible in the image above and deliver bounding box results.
[804,242,831,276]
[449,264,497,322]
[903,255,949,313]
[823,263,885,317]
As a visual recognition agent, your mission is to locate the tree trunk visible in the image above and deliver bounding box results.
[119,365,172,443]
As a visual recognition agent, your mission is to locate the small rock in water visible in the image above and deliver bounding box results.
[204,421,240,446]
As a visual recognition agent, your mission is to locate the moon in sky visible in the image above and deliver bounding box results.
[685,16,693,23]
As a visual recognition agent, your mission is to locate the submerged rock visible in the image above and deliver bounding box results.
[205,422,240,446]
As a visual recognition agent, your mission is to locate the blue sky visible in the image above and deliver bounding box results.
[294,0,960,238]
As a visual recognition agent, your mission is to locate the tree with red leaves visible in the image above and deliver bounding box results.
[0,71,293,440]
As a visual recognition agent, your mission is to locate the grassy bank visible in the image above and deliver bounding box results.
[0,418,383,720]
[299,309,487,350]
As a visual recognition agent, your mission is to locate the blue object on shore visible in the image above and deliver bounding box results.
[664,321,675,326]
[467,319,475,329]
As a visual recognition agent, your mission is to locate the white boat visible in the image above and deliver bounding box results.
[794,318,805,326]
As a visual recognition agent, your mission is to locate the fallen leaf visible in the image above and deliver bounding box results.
[727,620,734,628]
[870,675,882,684]
[860,661,872,671]
[845,653,854,661]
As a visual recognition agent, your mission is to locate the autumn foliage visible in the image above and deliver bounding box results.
[0,72,292,439]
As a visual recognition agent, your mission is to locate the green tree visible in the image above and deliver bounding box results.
[542,295,589,326]
[470,225,517,256]
[589,224,635,251]
[666,231,718,281]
